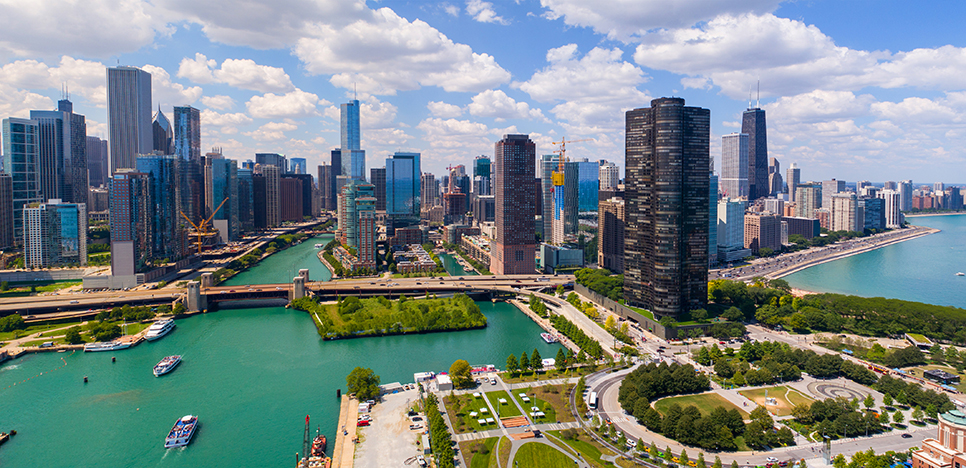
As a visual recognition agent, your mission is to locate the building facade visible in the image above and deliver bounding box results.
[744,213,781,255]
[136,155,185,262]
[624,97,710,318]
[109,171,151,276]
[720,133,749,199]
[23,199,87,268]
[385,152,421,226]
[785,163,800,202]
[599,161,619,190]
[879,189,902,229]
[2,118,42,245]
[263,164,280,228]
[0,173,12,249]
[86,136,109,188]
[173,106,201,162]
[741,107,768,200]
[107,66,152,172]
[598,197,624,273]
[491,134,537,275]
[795,184,822,219]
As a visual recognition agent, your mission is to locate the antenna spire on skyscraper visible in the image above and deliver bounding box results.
[756,79,760,108]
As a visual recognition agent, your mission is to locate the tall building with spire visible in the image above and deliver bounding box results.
[624,97,710,318]
[741,91,768,200]
[107,66,152,172]
[340,99,365,181]
[31,98,88,205]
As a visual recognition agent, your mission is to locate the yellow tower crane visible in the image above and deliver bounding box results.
[180,197,229,255]
[551,137,593,188]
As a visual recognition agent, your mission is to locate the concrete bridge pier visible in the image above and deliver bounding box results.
[298,269,309,282]
[187,281,207,312]
[200,272,214,288]
[291,276,305,301]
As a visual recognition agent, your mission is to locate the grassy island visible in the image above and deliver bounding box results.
[291,294,487,339]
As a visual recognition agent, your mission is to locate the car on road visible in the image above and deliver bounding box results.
[902,433,913,438]
[766,457,779,462]
[416,455,427,467]
[356,419,370,426]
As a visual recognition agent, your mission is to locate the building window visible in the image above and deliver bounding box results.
[515,250,523,261]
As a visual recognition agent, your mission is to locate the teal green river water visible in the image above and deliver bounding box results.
[784,214,966,307]
[439,252,478,277]
[0,236,561,467]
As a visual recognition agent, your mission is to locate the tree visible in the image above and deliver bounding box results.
[346,367,381,401]
[64,327,83,344]
[883,393,893,407]
[713,456,723,468]
[880,410,890,424]
[555,348,567,372]
[691,308,708,322]
[896,390,908,406]
[519,351,530,371]
[531,349,542,370]
[722,306,744,322]
[680,449,689,464]
[833,454,847,468]
[659,315,677,330]
[863,394,875,410]
[731,461,739,468]
[912,406,924,422]
[893,409,905,425]
[930,344,945,362]
[604,315,616,331]
[697,453,706,468]
[926,404,938,420]
[450,359,473,389]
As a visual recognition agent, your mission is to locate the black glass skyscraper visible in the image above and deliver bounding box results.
[742,107,768,200]
[624,98,710,318]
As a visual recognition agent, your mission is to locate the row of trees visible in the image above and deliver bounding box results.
[346,366,381,401]
[506,349,542,374]
[875,375,955,413]
[792,397,886,438]
[574,268,622,301]
[424,393,455,468]
[528,294,548,318]
[548,314,603,358]
[798,293,966,343]
[695,341,878,387]
[0,313,25,332]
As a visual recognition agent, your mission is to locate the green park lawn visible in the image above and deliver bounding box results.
[513,384,575,423]
[486,390,522,418]
[512,442,574,468]
[653,392,750,418]
[547,430,617,468]
[444,393,499,434]
[459,437,499,468]
[738,385,814,417]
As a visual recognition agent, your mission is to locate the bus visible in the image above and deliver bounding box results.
[588,391,598,410]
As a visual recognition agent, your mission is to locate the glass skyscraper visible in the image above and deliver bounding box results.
[2,118,41,245]
[31,99,88,206]
[206,158,239,242]
[385,152,421,224]
[340,99,365,181]
[136,155,184,262]
[107,66,152,172]
[173,106,200,162]
[741,107,768,200]
[576,159,598,212]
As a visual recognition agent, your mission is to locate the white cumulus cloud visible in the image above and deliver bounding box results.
[246,89,320,119]
[178,54,294,93]
[467,89,547,122]
[427,101,463,118]
[466,0,509,25]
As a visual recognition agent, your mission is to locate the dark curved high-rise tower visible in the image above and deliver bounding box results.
[623,98,710,318]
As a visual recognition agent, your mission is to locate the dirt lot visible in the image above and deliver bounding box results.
[354,388,424,467]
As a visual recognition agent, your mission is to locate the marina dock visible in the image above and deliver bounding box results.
[330,395,358,468]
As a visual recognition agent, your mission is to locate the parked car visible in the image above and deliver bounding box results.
[357,419,370,427]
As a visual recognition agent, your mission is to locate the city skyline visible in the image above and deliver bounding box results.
[0,1,963,180]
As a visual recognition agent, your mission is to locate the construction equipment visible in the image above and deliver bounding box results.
[180,197,229,255]
[550,137,593,187]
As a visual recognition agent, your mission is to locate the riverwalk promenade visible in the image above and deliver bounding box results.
[331,395,358,468]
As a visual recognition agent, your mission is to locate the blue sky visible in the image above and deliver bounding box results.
[1,0,964,183]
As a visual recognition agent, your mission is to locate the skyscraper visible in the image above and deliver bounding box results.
[786,163,800,202]
[23,199,87,268]
[599,161,619,190]
[741,106,768,200]
[31,98,88,205]
[107,66,152,172]
[822,179,846,209]
[385,152,421,225]
[289,157,307,174]
[540,154,560,240]
[899,180,913,212]
[206,157,239,242]
[152,108,173,154]
[473,156,491,179]
[109,170,151,277]
[340,99,365,181]
[491,134,536,275]
[0,173,12,249]
[598,197,624,273]
[173,106,201,162]
[420,173,437,209]
[263,164,280,227]
[318,163,334,212]
[879,189,902,228]
[720,133,749,198]
[768,157,783,196]
[86,136,109,188]
[831,192,861,232]
[624,97,710,318]
[795,184,822,219]
[709,172,718,265]
[255,153,287,171]
[575,159,599,212]
[237,167,254,233]
[137,154,185,262]
[2,118,42,245]
[370,167,386,211]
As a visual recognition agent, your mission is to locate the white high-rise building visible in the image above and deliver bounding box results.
[879,189,902,229]
[831,192,862,232]
[720,133,749,198]
[822,179,846,209]
[107,66,152,172]
[599,162,619,190]
[23,199,87,268]
[717,198,750,262]
[899,180,913,211]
